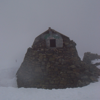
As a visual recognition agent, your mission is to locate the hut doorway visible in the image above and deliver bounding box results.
[50,39,56,47]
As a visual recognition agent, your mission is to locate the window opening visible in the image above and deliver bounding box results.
[50,39,56,47]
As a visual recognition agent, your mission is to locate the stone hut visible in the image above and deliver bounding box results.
[16,27,100,89]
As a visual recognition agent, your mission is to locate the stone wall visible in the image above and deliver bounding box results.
[16,32,100,89]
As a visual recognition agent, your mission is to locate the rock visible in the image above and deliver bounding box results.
[90,76,98,82]
[81,76,88,79]
[70,65,76,68]
[83,52,100,64]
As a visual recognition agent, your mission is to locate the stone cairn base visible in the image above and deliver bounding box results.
[16,35,100,89]
[16,50,100,89]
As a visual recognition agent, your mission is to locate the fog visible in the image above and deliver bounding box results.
[0,0,100,68]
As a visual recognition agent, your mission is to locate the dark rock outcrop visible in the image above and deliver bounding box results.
[83,52,100,65]
[16,28,100,89]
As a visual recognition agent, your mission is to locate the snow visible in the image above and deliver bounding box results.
[0,79,100,100]
[0,59,100,100]
[91,59,100,64]
[91,59,100,69]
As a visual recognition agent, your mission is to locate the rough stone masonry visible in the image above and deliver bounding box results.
[16,27,100,89]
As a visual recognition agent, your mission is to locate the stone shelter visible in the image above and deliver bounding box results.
[16,27,100,89]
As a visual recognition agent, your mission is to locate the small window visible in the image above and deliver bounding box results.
[50,39,56,47]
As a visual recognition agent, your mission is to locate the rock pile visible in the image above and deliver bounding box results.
[83,52,100,65]
[16,28,100,89]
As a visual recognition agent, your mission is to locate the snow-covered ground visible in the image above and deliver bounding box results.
[0,59,100,100]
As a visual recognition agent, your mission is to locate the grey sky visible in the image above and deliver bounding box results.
[0,0,100,67]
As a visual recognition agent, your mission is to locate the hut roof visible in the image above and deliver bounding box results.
[35,27,69,39]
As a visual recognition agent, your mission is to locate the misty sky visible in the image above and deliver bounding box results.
[0,0,100,67]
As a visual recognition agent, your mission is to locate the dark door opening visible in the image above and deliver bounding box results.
[50,39,56,47]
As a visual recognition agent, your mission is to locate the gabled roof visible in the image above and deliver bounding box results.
[35,27,69,39]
